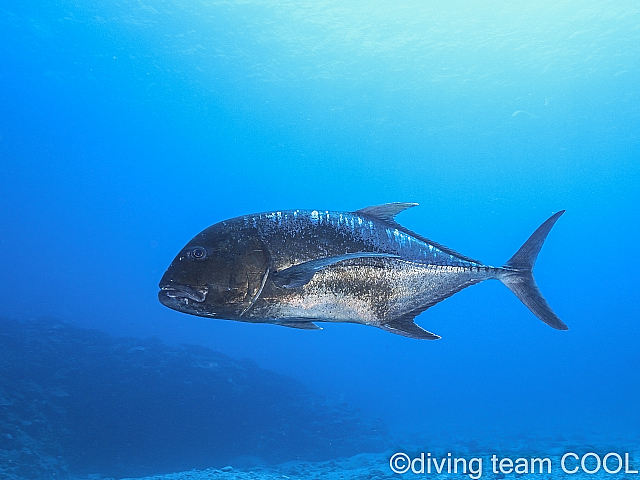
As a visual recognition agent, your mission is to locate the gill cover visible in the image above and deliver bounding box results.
[160,226,270,318]
[207,231,270,316]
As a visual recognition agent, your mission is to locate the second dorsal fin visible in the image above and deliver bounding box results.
[354,202,418,223]
[355,202,482,264]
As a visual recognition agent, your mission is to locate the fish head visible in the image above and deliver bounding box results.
[158,222,270,319]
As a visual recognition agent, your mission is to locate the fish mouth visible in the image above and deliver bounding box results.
[159,284,208,303]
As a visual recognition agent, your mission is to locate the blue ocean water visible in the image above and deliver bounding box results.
[1,0,639,473]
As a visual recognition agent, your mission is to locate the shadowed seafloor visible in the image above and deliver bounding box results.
[0,318,389,479]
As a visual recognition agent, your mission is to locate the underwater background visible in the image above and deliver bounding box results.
[1,0,639,477]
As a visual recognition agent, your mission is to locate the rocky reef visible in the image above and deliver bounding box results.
[0,318,388,479]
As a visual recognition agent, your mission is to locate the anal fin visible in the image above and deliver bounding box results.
[380,313,440,340]
[272,319,323,330]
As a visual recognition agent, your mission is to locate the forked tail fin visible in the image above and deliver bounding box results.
[498,211,568,330]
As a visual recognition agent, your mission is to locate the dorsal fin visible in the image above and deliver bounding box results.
[355,202,482,265]
[354,202,418,223]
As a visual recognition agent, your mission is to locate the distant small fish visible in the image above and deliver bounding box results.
[511,110,540,119]
[159,203,567,339]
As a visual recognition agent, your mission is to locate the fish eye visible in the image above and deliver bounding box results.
[189,246,207,260]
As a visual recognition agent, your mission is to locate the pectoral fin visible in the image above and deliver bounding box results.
[272,252,399,288]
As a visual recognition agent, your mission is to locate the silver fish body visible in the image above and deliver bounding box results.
[159,203,566,339]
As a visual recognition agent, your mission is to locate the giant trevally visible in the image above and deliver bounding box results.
[158,203,566,339]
